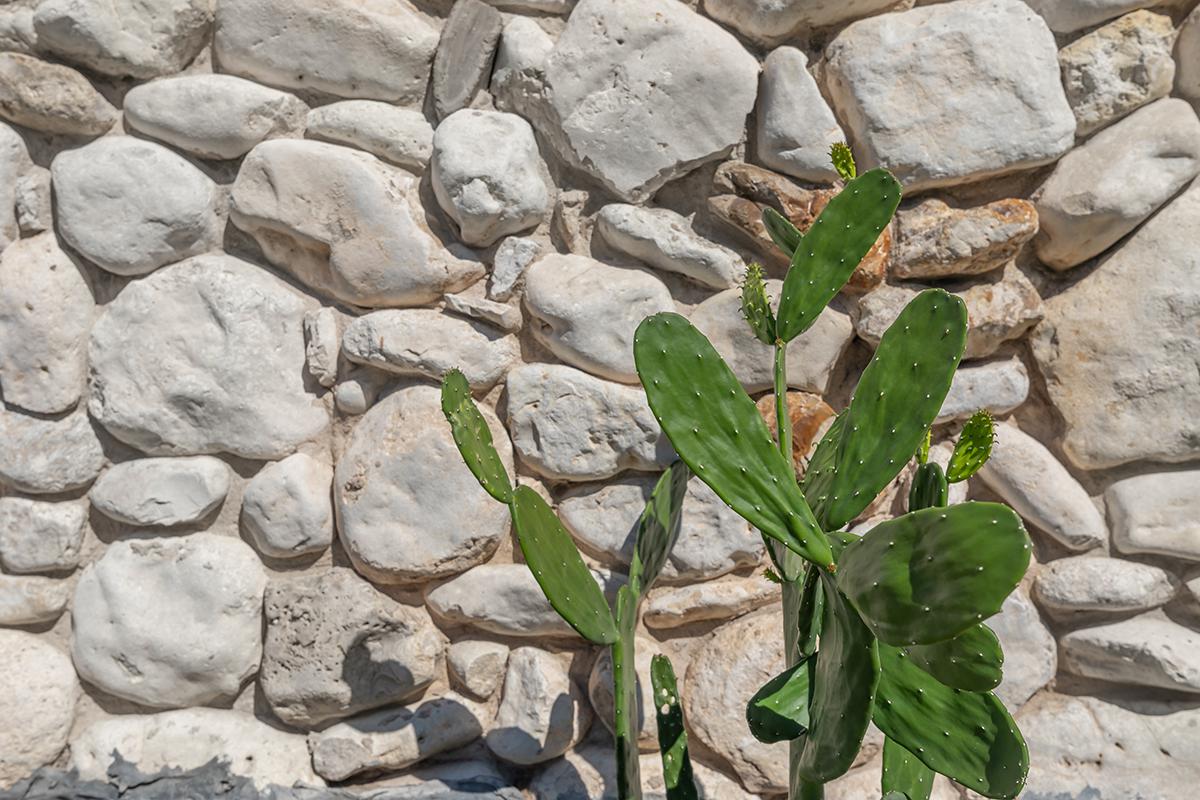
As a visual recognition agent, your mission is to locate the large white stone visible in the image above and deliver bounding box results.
[0,53,117,135]
[643,575,780,630]
[335,385,512,583]
[1024,0,1170,32]
[0,122,30,252]
[448,640,509,700]
[0,575,71,625]
[1060,612,1200,693]
[756,47,843,184]
[306,101,434,172]
[1107,471,1200,560]
[0,633,78,786]
[70,534,267,708]
[936,356,1029,423]
[487,647,592,765]
[0,498,86,573]
[230,139,482,307]
[52,136,221,277]
[987,586,1057,710]
[1036,555,1179,614]
[0,404,104,494]
[824,0,1075,191]
[88,255,328,460]
[89,457,230,527]
[595,204,744,290]
[242,453,334,558]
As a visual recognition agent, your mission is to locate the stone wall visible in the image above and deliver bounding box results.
[0,0,1198,797]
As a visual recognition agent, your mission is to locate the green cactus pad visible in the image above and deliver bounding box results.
[813,289,967,530]
[652,654,699,800]
[904,623,1003,692]
[613,586,642,799]
[762,207,803,257]
[882,737,934,800]
[918,427,932,465]
[634,313,834,568]
[799,412,843,510]
[875,644,1028,800]
[836,502,1030,646]
[774,168,901,342]
[908,462,949,512]
[441,369,513,503]
[747,657,812,744]
[796,566,825,658]
[830,142,857,181]
[947,410,996,483]
[509,486,618,645]
[629,461,691,598]
[740,262,777,345]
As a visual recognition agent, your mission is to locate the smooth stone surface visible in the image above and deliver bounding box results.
[1024,0,1169,33]
[88,255,328,460]
[124,74,307,160]
[214,0,439,103]
[52,136,220,277]
[506,364,673,481]
[0,122,30,252]
[242,453,334,558]
[306,101,434,172]
[987,585,1057,710]
[448,640,509,700]
[260,569,444,727]
[336,385,512,583]
[595,204,743,290]
[0,233,94,414]
[643,575,780,629]
[0,497,86,573]
[1107,471,1200,560]
[489,235,540,301]
[523,255,673,383]
[303,307,339,389]
[71,534,267,708]
[1036,555,1178,614]
[89,456,230,527]
[825,0,1075,191]
[444,285,523,332]
[231,139,483,307]
[0,53,116,135]
[587,635,661,751]
[432,0,502,121]
[0,633,78,786]
[1034,98,1200,269]
[486,647,592,765]
[936,356,1030,423]
[1179,5,1200,105]
[0,575,71,625]
[0,405,105,494]
[755,47,843,183]
[892,198,1038,280]
[1060,613,1200,693]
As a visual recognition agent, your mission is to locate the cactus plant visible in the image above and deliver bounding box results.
[652,654,699,800]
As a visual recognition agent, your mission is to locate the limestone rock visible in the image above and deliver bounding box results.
[448,640,509,700]
[1024,0,1170,33]
[705,0,897,43]
[936,356,1029,423]
[0,633,77,786]
[0,498,86,573]
[1036,555,1178,614]
[124,74,308,160]
[214,0,439,103]
[824,0,1075,191]
[588,635,661,751]
[0,405,104,494]
[595,204,743,290]
[892,198,1038,280]
[0,575,71,625]
[0,123,31,252]
[89,457,230,527]
[53,136,220,277]
[0,53,117,135]
[88,255,329,460]
[0,233,94,414]
[432,0,502,121]
[260,569,445,727]
[444,286,523,333]
[1060,613,1200,693]
[755,47,843,183]
[303,307,339,388]
[1179,5,1200,105]
[489,235,540,301]
[231,139,483,307]
[987,586,1057,710]
[306,101,434,172]
[644,575,780,629]
[1034,98,1200,270]
[1107,471,1200,560]
[0,6,37,55]
[15,166,51,235]
[487,647,592,765]
[242,453,334,558]
[490,16,552,117]
[332,366,390,417]
[335,385,512,583]
[71,534,267,708]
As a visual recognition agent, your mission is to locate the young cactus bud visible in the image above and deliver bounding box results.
[947,410,995,483]
[830,142,857,181]
[741,263,777,345]
[908,461,948,511]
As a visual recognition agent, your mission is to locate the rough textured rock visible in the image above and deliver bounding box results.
[489,235,540,301]
[755,47,843,183]
[0,6,37,55]
[14,166,51,235]
[52,136,221,277]
[487,647,592,765]
[303,307,339,388]
[1036,555,1178,614]
[214,0,439,103]
[432,0,502,121]
[705,0,897,43]
[336,385,512,583]
[88,255,329,460]
[490,15,552,116]
[0,633,77,786]
[0,498,86,574]
[231,139,483,307]
[0,122,30,252]
[70,534,267,708]
[892,198,1038,280]
[89,457,230,527]
[0,233,94,414]
[1034,98,1200,270]
[595,204,743,290]
[1179,5,1200,105]
[1107,471,1200,560]
[643,575,780,629]
[448,640,509,700]
[988,586,1057,710]
[1031,180,1200,469]
[124,74,307,160]
[1024,0,1169,33]
[306,101,434,172]
[1061,613,1200,693]
[936,356,1029,423]
[825,0,1075,191]
[0,404,105,494]
[587,635,661,751]
[0,575,70,625]
[260,569,444,727]
[0,53,117,135]
[242,453,334,558]
[444,285,523,332]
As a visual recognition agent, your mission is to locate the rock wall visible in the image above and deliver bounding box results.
[0,0,1198,797]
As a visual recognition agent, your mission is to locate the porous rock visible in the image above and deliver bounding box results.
[0,633,78,786]
[892,198,1038,280]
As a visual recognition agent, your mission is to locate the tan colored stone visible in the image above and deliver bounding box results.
[893,198,1038,280]
[0,53,116,135]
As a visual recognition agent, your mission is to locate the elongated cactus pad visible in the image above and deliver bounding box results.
[630,461,691,597]
[830,142,857,182]
[441,369,512,503]
[908,462,948,512]
[882,737,933,800]
[613,586,641,800]
[837,502,1031,646]
[775,168,901,342]
[509,486,618,645]
[740,262,777,345]
[813,289,967,530]
[875,645,1028,800]
[799,412,843,509]
[747,657,812,743]
[905,623,1003,692]
[652,654,699,800]
[634,313,834,568]
[947,410,995,483]
[762,206,803,257]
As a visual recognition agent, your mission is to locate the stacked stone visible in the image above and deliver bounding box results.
[0,0,1198,797]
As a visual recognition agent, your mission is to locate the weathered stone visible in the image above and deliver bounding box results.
[448,640,509,700]
[756,47,843,183]
[71,534,267,708]
[444,285,523,332]
[756,392,837,469]
[242,453,334,558]
[528,742,754,800]
[0,498,85,573]
[490,15,553,117]
[892,198,1038,280]
[1179,5,1200,105]
[595,204,743,290]
[0,53,117,135]
[1061,612,1200,693]
[524,255,673,383]
[89,457,230,527]
[487,647,592,765]
[0,233,94,414]
[52,136,220,277]
[88,255,328,460]
[309,693,488,781]
[1024,0,1170,33]
[976,422,1106,551]
[936,356,1029,423]
[1107,471,1200,560]
[336,385,512,583]
[124,74,307,160]
[332,366,391,417]
[214,0,439,103]
[14,166,51,235]
[342,309,519,392]
[432,0,502,121]
[33,0,211,78]
[506,363,673,481]
[1035,98,1200,270]
[489,235,540,301]
[306,101,434,172]
[0,122,29,252]
[0,405,104,494]
[261,569,444,727]
[303,307,339,388]
[0,633,77,786]
[231,139,483,307]
[1030,181,1200,469]
[644,576,780,630]
[988,585,1057,710]
[588,635,661,751]
[0,575,71,625]
[1036,555,1178,614]
[706,0,897,43]
[0,6,37,55]
[825,0,1075,191]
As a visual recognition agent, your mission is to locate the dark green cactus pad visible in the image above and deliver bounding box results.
[774,168,901,342]
[629,461,691,598]
[947,410,996,483]
[813,289,967,531]
[613,586,642,800]
[509,486,618,645]
[746,657,812,743]
[440,369,512,503]
[796,566,825,658]
[740,262,777,345]
[762,206,803,257]
[837,502,1030,646]
[651,654,699,800]
[799,412,843,510]
[634,313,834,568]
[882,737,933,800]
[875,644,1029,799]
[904,622,1003,692]
[830,142,857,181]
[908,462,949,512]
